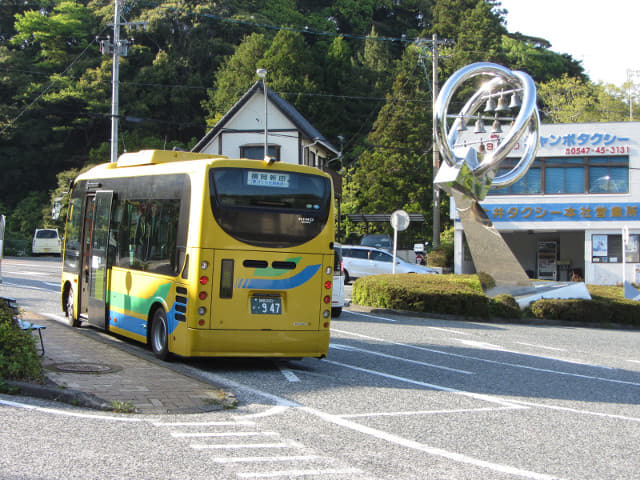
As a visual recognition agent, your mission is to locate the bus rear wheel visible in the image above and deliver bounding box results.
[150,307,170,361]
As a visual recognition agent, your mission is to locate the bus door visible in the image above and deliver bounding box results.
[80,190,113,329]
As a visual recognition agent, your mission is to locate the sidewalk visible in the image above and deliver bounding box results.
[10,311,237,414]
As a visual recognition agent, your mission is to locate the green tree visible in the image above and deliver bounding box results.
[202,33,270,125]
[432,0,506,73]
[501,34,585,83]
[342,47,448,242]
[0,0,101,205]
[6,192,48,238]
[538,74,629,123]
[11,1,96,68]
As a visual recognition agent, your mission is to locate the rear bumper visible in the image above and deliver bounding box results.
[173,328,330,358]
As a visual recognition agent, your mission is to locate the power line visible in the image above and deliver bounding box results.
[136,1,418,44]
[0,27,109,136]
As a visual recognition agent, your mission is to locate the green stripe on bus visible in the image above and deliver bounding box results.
[108,282,172,315]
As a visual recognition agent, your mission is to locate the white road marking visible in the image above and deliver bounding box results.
[324,359,522,408]
[428,326,472,335]
[279,367,300,382]
[153,420,255,426]
[299,404,565,480]
[0,398,142,422]
[508,399,640,423]
[212,456,323,464]
[190,441,303,450]
[237,469,362,478]
[457,339,505,350]
[0,282,56,292]
[171,431,279,438]
[3,270,48,276]
[331,343,474,375]
[233,405,290,419]
[517,342,566,352]
[346,310,396,322]
[339,406,523,419]
[333,329,640,387]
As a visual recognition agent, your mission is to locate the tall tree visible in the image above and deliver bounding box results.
[538,74,629,123]
[202,33,270,125]
[431,0,506,74]
[342,46,447,241]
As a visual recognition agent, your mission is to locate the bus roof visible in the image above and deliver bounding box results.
[115,149,223,167]
[73,149,333,183]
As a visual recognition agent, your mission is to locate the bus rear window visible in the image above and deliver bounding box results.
[209,168,331,248]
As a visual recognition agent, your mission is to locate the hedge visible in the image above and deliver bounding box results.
[351,274,640,326]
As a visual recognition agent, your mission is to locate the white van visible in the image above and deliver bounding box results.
[32,228,62,255]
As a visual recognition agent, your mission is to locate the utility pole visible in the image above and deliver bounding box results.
[431,33,441,248]
[110,0,122,164]
[415,34,451,248]
[99,1,147,162]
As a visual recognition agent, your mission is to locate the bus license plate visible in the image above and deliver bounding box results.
[251,297,282,315]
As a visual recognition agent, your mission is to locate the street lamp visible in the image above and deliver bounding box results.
[256,68,270,163]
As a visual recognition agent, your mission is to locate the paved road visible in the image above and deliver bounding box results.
[0,256,61,313]
[2,257,640,479]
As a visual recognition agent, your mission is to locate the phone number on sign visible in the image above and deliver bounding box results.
[565,146,630,155]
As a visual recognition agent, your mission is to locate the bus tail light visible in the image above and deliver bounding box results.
[323,295,331,304]
[199,276,209,285]
[199,291,207,300]
[324,280,332,290]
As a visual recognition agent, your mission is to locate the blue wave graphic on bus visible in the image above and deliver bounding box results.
[235,264,321,290]
[108,299,183,337]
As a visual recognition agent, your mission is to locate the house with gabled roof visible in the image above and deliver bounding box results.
[192,81,341,179]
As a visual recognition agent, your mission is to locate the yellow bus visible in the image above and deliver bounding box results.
[61,149,335,360]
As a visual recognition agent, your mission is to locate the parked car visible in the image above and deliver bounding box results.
[341,245,439,283]
[360,234,393,251]
[32,228,62,256]
[332,244,345,317]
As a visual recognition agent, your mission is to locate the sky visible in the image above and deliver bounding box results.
[498,0,636,86]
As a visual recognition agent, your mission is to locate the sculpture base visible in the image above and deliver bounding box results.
[624,281,640,301]
[486,281,592,309]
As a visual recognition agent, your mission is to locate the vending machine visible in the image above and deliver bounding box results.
[537,241,557,281]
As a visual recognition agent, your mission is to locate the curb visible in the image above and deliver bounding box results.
[4,379,112,411]
[348,303,640,330]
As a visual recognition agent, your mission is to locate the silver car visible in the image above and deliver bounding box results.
[341,245,439,283]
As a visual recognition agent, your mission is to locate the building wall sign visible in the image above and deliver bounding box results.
[481,202,640,222]
[477,131,632,157]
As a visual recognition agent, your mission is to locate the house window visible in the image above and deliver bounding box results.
[240,145,280,162]
[306,150,316,167]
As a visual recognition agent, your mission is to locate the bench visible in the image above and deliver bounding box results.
[17,320,46,355]
[0,296,46,355]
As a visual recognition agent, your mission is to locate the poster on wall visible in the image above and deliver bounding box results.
[592,235,608,257]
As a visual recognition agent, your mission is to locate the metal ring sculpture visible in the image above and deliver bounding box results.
[434,62,540,191]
